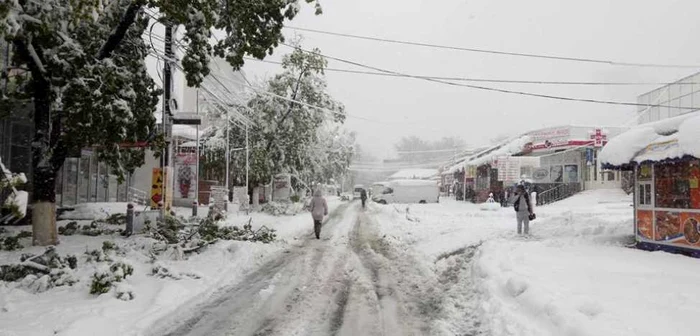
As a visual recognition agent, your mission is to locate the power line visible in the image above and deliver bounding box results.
[281,43,700,110]
[244,57,700,86]
[285,26,700,69]
[147,48,393,125]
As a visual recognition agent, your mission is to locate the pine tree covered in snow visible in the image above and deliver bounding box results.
[0,0,322,245]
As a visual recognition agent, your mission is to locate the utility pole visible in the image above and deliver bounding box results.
[245,124,249,200]
[161,24,173,211]
[193,88,200,216]
[225,114,230,198]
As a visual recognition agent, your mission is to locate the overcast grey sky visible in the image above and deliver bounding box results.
[240,0,700,159]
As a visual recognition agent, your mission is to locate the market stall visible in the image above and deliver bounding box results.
[600,112,700,256]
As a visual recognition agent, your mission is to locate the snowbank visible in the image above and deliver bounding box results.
[59,202,132,220]
[369,189,700,335]
[0,198,344,336]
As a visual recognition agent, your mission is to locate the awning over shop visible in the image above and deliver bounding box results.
[600,112,700,169]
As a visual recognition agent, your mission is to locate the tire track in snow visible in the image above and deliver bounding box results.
[149,203,353,336]
[346,213,436,336]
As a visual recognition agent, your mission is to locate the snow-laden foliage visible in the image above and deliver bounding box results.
[0,0,161,180]
[0,247,78,293]
[0,0,322,245]
[202,44,354,189]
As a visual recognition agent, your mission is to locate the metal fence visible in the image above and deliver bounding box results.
[536,183,582,206]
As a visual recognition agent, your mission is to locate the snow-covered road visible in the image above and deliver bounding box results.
[147,203,442,336]
[6,190,698,336]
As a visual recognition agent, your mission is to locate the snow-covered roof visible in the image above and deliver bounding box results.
[172,125,203,140]
[468,135,532,167]
[389,169,438,180]
[389,179,439,187]
[600,112,700,167]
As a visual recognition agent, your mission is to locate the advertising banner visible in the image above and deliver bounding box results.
[636,210,653,240]
[533,168,549,182]
[273,174,292,201]
[150,168,163,208]
[655,211,682,241]
[564,165,579,183]
[550,165,563,183]
[496,156,521,182]
[586,148,594,166]
[175,153,197,199]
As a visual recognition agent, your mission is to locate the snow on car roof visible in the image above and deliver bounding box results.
[600,111,700,167]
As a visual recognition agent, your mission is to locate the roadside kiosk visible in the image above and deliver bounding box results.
[600,112,700,256]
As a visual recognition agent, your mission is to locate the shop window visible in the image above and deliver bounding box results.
[606,171,615,181]
[638,183,652,206]
[654,161,699,209]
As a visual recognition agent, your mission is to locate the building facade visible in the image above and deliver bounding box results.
[636,71,700,124]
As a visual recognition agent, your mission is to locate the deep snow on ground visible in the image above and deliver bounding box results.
[4,191,700,336]
[370,189,700,336]
[0,198,341,336]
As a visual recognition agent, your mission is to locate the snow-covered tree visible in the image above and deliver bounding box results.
[202,44,352,199]
[0,0,322,245]
[244,45,346,191]
[298,127,355,185]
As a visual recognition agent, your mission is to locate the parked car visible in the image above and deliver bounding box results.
[372,179,439,204]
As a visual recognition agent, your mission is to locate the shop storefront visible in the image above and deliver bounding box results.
[632,159,700,255]
[54,150,133,207]
[601,112,700,256]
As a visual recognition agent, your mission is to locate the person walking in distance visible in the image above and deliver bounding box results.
[512,185,534,235]
[360,188,368,209]
[310,189,328,239]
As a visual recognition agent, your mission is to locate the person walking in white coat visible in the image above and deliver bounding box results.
[310,189,328,239]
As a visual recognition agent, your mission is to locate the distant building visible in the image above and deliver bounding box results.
[448,125,629,203]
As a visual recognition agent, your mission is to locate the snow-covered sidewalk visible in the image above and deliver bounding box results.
[369,189,700,336]
[0,198,342,336]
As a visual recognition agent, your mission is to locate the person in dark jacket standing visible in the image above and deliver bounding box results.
[512,185,534,235]
[360,188,368,208]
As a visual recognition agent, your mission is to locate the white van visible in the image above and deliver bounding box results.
[353,185,365,199]
[370,182,389,198]
[372,179,440,204]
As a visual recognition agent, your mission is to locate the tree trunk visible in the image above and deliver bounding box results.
[31,83,58,246]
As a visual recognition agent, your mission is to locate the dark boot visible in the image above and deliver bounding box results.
[314,220,321,239]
